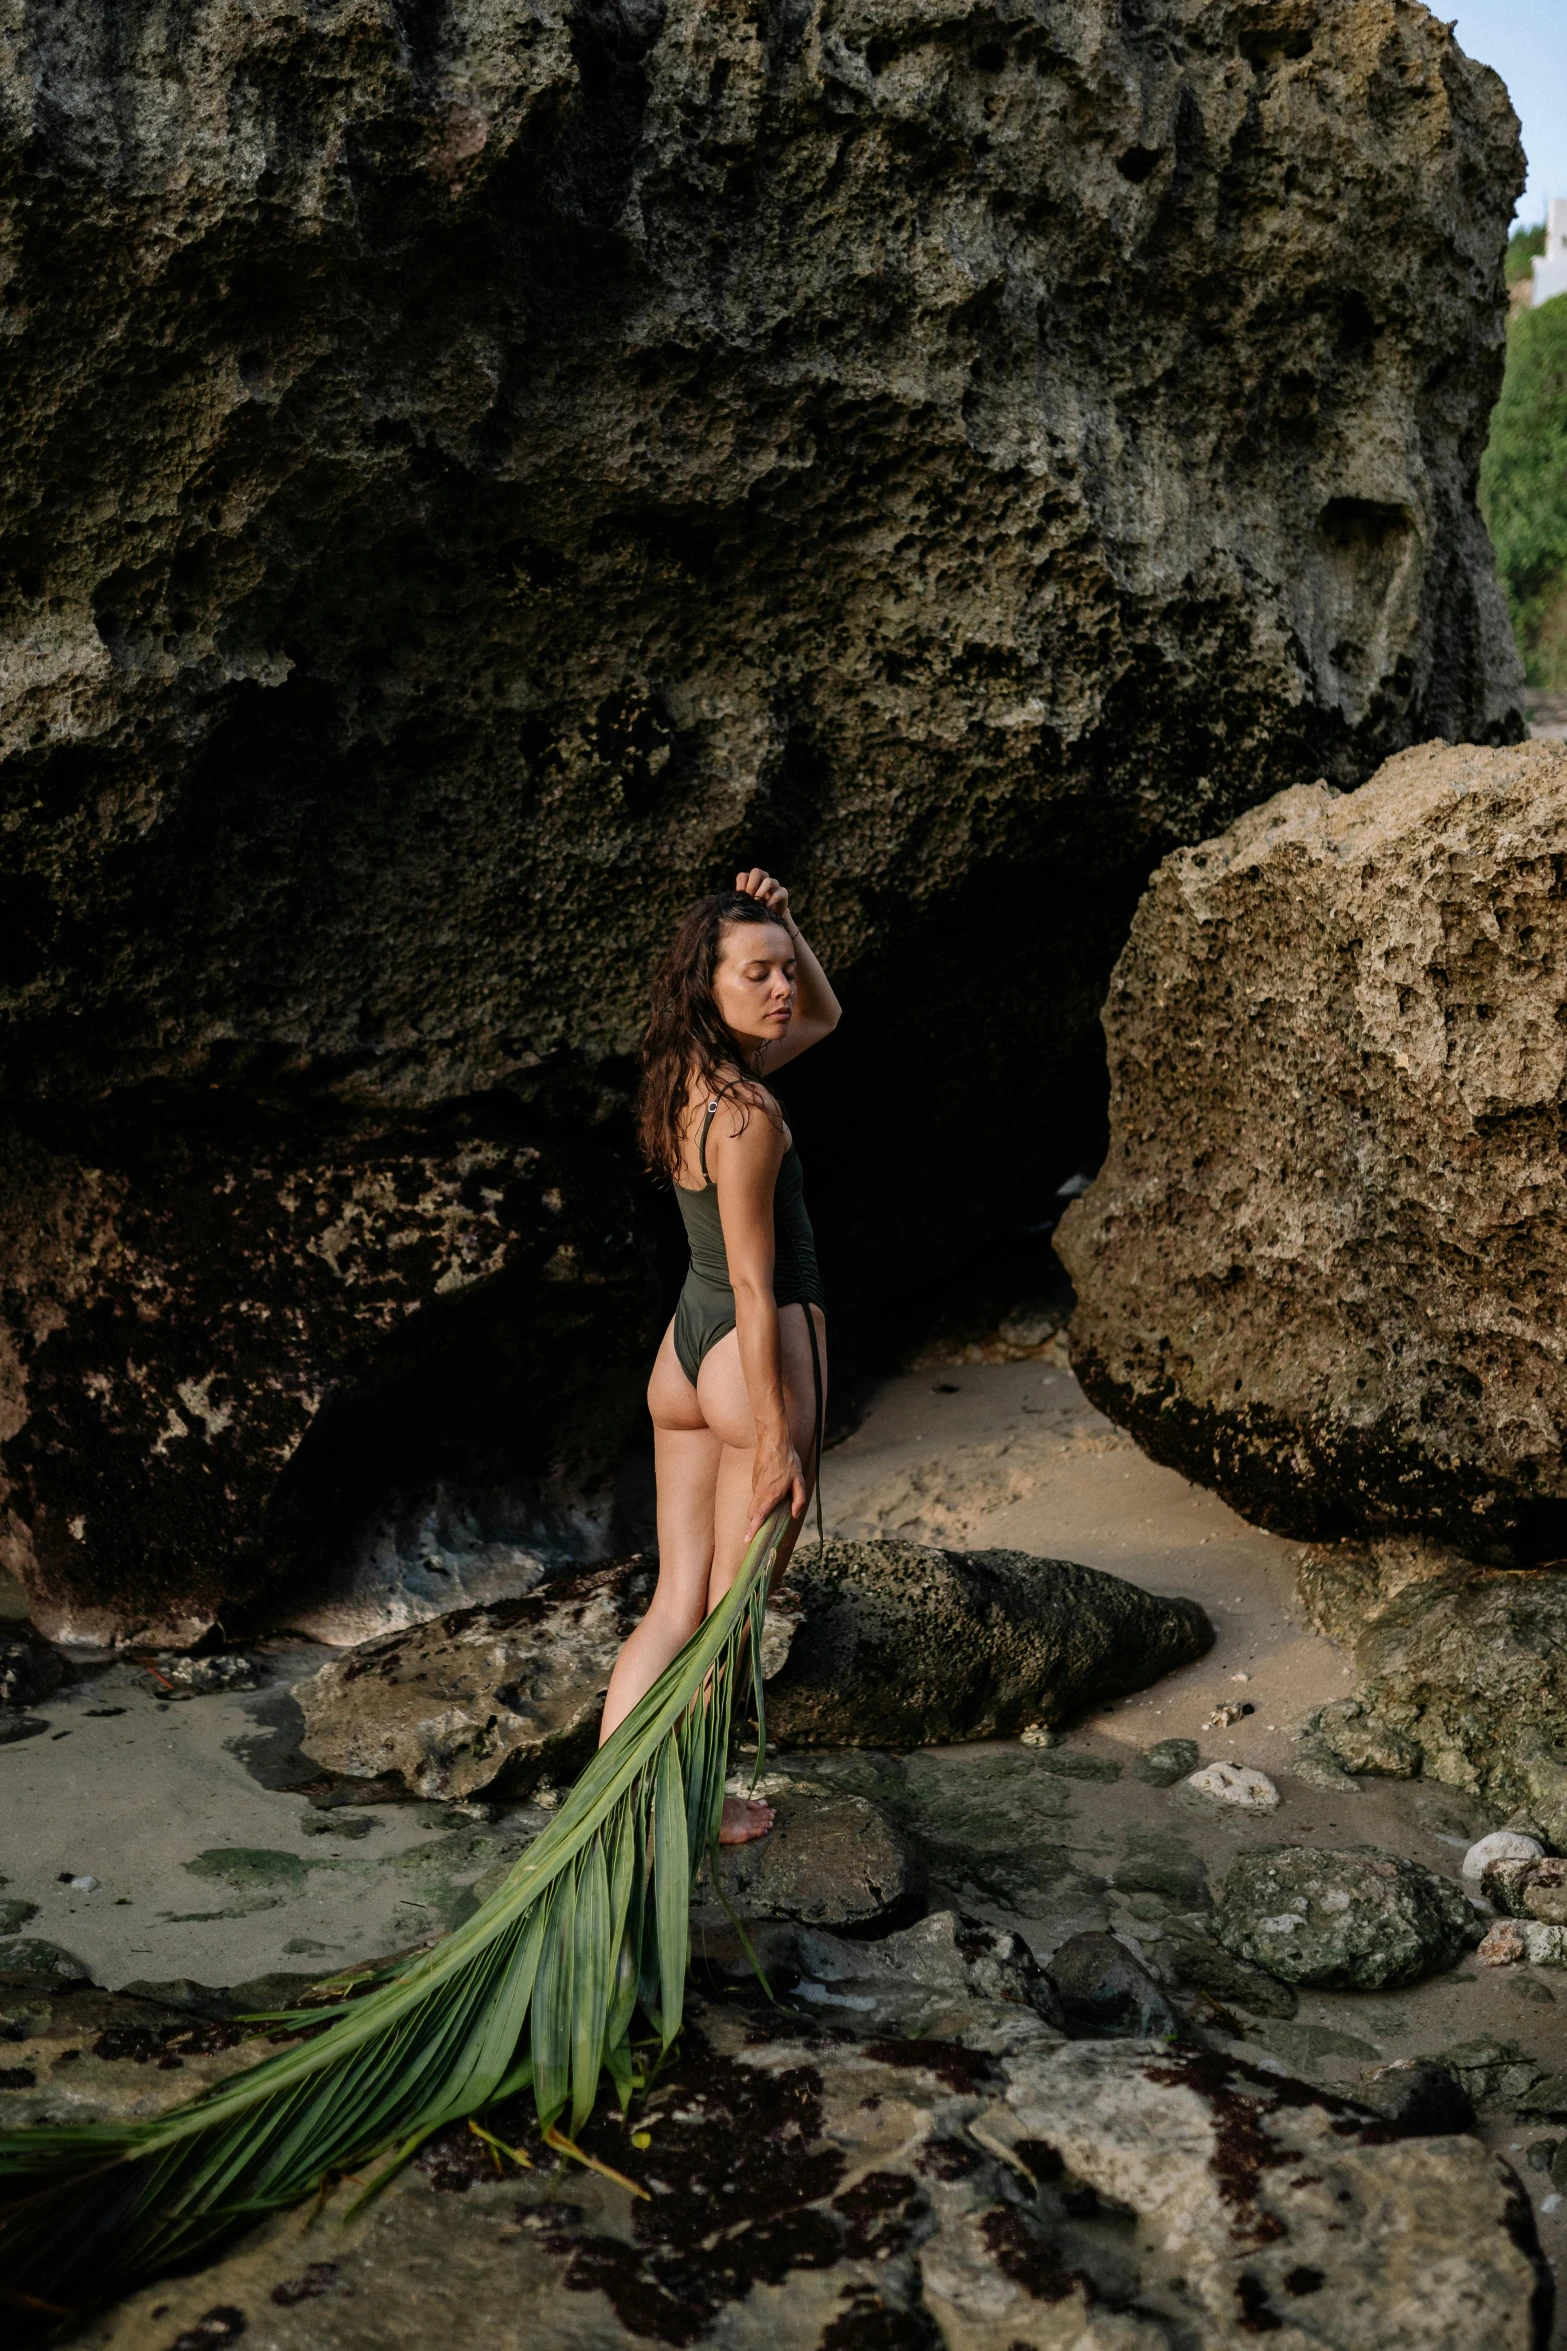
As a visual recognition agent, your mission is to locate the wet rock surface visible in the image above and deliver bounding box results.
[765,1538,1213,1746]
[1059,741,1567,1557]
[0,0,1527,1643]
[1216,1848,1484,1992]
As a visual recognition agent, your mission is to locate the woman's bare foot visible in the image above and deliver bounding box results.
[718,1794,775,1845]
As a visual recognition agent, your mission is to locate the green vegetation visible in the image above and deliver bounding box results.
[1506,223,1546,286]
[1481,294,1567,690]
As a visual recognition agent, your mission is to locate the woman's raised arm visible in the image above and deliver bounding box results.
[733,867,841,1070]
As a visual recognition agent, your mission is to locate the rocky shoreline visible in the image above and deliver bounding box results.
[9,1354,1567,2346]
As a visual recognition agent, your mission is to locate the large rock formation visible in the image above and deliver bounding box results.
[1058,741,1567,1559]
[0,0,1526,1638]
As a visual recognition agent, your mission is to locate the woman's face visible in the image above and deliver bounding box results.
[711,919,796,1055]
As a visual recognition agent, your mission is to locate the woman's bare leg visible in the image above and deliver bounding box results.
[599,1323,722,1744]
[599,1311,826,1843]
[698,1306,825,1840]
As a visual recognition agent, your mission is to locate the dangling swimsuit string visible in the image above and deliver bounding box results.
[701,1094,825,1554]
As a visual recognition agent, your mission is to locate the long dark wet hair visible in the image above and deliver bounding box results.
[638,891,788,1182]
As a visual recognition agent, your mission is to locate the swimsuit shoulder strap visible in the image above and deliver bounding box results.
[698,1097,720,1182]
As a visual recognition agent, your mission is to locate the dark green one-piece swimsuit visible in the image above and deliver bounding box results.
[673,1095,826,1383]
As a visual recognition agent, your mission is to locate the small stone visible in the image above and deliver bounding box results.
[1480,1921,1527,1966]
[1202,1701,1254,1729]
[1483,1856,1567,1926]
[1527,2138,1560,2173]
[66,1875,99,1893]
[1133,1737,1199,1787]
[1230,1673,1251,1683]
[1515,2072,1567,2119]
[1522,1925,1567,1967]
[1216,1849,1483,1991]
[154,1653,263,1696]
[1019,1725,1057,1749]
[1464,1831,1545,1881]
[1184,1762,1279,1811]
[1044,1931,1181,2041]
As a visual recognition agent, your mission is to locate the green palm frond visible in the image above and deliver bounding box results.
[0,1506,790,2333]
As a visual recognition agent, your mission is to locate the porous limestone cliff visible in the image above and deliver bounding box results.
[0,0,1526,1637]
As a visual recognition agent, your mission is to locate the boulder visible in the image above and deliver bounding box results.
[765,1539,1213,1746]
[298,1538,1204,1799]
[60,1998,1548,2351]
[0,0,1527,1644]
[695,1783,919,1933]
[1216,1849,1484,1992]
[1044,1929,1181,2041]
[1059,742,1567,1557]
[294,1557,660,1801]
[1299,1537,1567,1841]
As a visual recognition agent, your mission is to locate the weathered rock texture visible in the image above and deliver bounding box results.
[1215,1846,1482,1991]
[297,1538,1207,1792]
[295,1555,660,1799]
[1058,741,1567,1557]
[0,0,1530,1644]
[41,1995,1551,2351]
[764,1538,1213,1745]
[1299,1537,1567,1843]
[0,1118,651,1643]
[0,0,1527,1640]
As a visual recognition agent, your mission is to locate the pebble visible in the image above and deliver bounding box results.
[1020,1725,1057,1748]
[1479,1920,1567,1968]
[1185,1761,1279,1811]
[1463,1832,1543,1881]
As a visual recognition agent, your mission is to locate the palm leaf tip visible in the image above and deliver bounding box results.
[0,1506,792,2331]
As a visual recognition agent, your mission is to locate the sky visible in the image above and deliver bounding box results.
[1447,0,1566,227]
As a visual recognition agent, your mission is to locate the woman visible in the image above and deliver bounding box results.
[599,868,840,1843]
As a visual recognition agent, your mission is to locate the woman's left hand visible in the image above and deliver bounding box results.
[736,868,795,930]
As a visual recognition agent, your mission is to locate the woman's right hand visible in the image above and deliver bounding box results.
[745,1433,808,1540]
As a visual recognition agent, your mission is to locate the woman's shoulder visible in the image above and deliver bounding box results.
[708,1070,787,1155]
